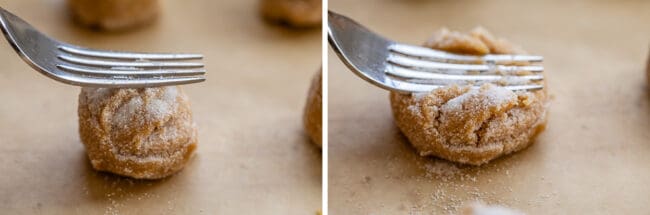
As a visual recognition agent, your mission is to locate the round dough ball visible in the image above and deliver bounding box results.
[390,27,548,165]
[303,70,322,147]
[69,0,159,31]
[260,0,322,28]
[78,86,197,179]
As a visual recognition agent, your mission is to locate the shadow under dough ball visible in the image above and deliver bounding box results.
[78,87,197,179]
[390,27,549,166]
[260,0,322,28]
[303,69,322,147]
[68,0,159,31]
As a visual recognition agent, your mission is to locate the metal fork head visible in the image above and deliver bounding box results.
[328,11,395,91]
[328,11,544,93]
[0,7,206,88]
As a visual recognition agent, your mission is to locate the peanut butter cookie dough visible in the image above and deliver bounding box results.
[78,87,197,179]
[68,0,159,31]
[390,27,548,165]
[303,70,322,147]
[260,0,322,28]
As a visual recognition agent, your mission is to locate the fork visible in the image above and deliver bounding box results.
[0,7,205,88]
[328,11,544,93]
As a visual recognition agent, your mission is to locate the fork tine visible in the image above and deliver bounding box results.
[60,74,206,88]
[59,45,203,61]
[387,54,543,74]
[385,76,544,93]
[390,43,543,64]
[58,55,204,69]
[386,66,543,82]
[57,64,206,77]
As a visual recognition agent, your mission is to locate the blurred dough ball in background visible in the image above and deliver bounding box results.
[260,0,322,28]
[68,0,160,31]
[303,69,322,147]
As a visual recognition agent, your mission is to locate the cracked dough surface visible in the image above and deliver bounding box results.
[390,27,548,165]
[304,69,322,147]
[78,86,197,179]
[68,0,159,31]
[260,0,322,27]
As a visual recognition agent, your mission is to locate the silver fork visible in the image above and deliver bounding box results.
[0,7,205,88]
[328,11,544,93]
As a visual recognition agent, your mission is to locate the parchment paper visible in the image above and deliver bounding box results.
[0,0,322,214]
[329,0,650,214]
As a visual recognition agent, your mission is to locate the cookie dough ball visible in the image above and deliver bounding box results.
[303,70,322,147]
[390,27,548,165]
[69,0,160,31]
[78,87,197,179]
[260,0,322,28]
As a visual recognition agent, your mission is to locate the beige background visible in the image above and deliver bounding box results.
[0,0,321,214]
[329,0,650,214]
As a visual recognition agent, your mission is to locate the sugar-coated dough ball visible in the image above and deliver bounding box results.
[78,87,197,179]
[260,0,322,28]
[390,27,548,165]
[69,0,159,31]
[303,70,322,147]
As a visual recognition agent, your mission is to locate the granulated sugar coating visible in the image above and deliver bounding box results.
[78,86,198,179]
[390,27,549,165]
[393,156,557,214]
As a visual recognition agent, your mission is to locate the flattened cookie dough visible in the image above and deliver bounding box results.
[260,0,322,28]
[390,27,548,165]
[69,0,159,31]
[303,69,322,147]
[78,87,197,179]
